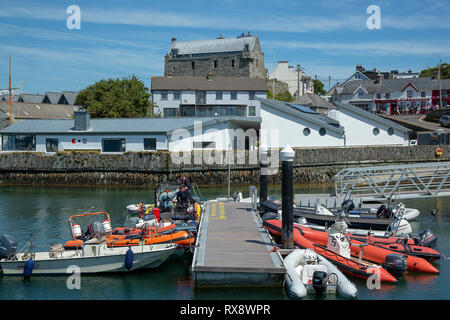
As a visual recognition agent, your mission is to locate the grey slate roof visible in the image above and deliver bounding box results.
[340,78,450,95]
[0,102,77,119]
[292,93,335,109]
[256,97,345,135]
[18,94,45,104]
[61,91,79,105]
[151,76,267,91]
[333,101,410,134]
[170,36,257,55]
[0,116,261,134]
[44,92,62,104]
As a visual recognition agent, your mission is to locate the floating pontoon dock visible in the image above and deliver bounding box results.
[191,200,286,287]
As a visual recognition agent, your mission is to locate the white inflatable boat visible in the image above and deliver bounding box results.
[284,248,358,299]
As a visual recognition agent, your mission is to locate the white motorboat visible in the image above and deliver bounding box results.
[0,213,178,276]
[0,236,177,276]
[284,249,358,299]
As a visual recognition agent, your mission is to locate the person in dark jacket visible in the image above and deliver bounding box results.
[180,175,192,190]
[176,186,193,206]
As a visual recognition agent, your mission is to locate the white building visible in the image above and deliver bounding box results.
[268,61,314,98]
[333,77,450,115]
[256,98,410,148]
[0,98,411,155]
[151,76,267,118]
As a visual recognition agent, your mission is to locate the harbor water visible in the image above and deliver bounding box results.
[0,184,448,300]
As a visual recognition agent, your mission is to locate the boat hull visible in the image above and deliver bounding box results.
[0,244,177,276]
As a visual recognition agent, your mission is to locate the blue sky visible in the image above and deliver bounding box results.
[1,0,449,94]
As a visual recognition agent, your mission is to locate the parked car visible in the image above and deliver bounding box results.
[439,115,450,127]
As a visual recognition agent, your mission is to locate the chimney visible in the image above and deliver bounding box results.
[74,108,90,131]
[171,37,177,43]
[356,64,364,72]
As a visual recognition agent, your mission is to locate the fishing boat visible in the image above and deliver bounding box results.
[284,248,358,299]
[263,219,398,283]
[0,222,178,276]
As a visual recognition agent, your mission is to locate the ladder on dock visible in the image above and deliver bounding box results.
[334,162,450,200]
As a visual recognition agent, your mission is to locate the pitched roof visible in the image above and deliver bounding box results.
[61,91,79,105]
[151,76,267,91]
[170,36,257,55]
[340,78,450,95]
[292,93,335,109]
[0,102,78,119]
[256,97,345,135]
[0,116,261,135]
[43,92,62,104]
[18,94,45,104]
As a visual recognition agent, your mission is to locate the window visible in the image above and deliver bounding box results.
[303,128,311,136]
[319,128,326,136]
[46,138,58,152]
[181,105,195,116]
[249,91,255,100]
[376,93,381,99]
[421,91,426,97]
[163,108,178,117]
[407,90,413,98]
[373,127,380,136]
[196,91,206,104]
[173,91,181,100]
[102,139,125,153]
[193,141,216,149]
[2,135,36,151]
[385,93,390,99]
[216,91,223,100]
[161,91,168,100]
[248,105,256,116]
[231,91,237,100]
[213,60,218,68]
[387,128,394,136]
[358,91,364,97]
[191,61,195,70]
[231,60,235,68]
[144,138,157,151]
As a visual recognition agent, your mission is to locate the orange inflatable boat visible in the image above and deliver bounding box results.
[290,223,439,274]
[263,219,397,283]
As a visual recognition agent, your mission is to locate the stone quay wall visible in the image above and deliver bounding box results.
[0,145,448,186]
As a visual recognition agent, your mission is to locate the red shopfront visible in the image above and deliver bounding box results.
[375,98,431,115]
[432,90,450,107]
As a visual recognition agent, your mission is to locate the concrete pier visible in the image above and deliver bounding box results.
[191,200,286,287]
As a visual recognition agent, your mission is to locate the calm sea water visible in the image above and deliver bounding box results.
[0,184,448,300]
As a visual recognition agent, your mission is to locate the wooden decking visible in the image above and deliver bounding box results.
[191,200,286,287]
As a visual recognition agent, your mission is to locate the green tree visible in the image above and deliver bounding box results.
[266,90,295,102]
[313,79,326,95]
[75,76,151,118]
[419,63,450,79]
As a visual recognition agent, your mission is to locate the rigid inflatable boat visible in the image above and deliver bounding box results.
[290,222,439,274]
[262,201,412,234]
[284,248,358,299]
[63,212,195,250]
[263,219,398,283]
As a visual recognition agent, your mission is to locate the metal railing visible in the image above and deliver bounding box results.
[334,162,450,200]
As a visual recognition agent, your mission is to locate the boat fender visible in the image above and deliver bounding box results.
[23,258,34,278]
[125,248,134,271]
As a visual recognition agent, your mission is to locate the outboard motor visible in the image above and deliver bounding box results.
[416,229,438,249]
[0,234,18,260]
[382,254,407,278]
[312,271,328,296]
[376,205,393,219]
